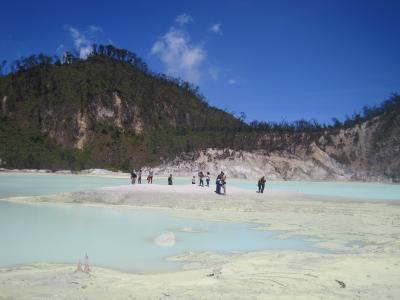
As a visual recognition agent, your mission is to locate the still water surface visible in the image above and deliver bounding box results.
[1,173,394,272]
[0,201,316,273]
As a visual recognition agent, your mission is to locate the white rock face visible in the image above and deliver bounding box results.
[148,147,357,181]
[75,111,88,150]
[78,169,128,176]
[55,170,72,174]
[153,232,176,247]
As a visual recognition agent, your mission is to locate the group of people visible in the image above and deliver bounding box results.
[130,169,268,194]
[192,171,210,187]
[192,171,226,195]
[130,169,154,184]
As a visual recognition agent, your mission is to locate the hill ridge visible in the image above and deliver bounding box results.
[0,46,399,181]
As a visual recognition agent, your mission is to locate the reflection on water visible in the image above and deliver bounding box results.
[0,201,318,273]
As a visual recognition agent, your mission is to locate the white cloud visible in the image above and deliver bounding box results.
[67,26,92,58]
[175,13,193,26]
[151,25,206,84]
[210,23,222,34]
[66,25,103,59]
[228,79,237,85]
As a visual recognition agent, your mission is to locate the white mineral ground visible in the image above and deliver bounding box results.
[1,183,399,299]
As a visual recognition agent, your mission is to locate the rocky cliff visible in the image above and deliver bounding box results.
[318,114,400,181]
[152,112,400,182]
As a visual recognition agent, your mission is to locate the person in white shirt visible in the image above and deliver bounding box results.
[206,172,210,187]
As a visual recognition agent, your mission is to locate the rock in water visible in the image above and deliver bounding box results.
[154,232,176,247]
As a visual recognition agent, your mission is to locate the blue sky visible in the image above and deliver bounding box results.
[1,0,399,123]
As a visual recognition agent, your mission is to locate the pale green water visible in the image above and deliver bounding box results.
[0,173,187,199]
[0,201,317,273]
[0,173,399,200]
[1,173,394,273]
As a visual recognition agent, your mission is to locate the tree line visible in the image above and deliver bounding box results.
[1,45,398,134]
[0,44,208,106]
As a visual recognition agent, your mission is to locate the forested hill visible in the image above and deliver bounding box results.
[0,45,244,170]
[0,45,399,181]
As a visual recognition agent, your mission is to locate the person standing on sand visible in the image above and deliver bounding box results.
[168,174,173,185]
[192,176,196,184]
[148,170,154,184]
[206,172,210,187]
[221,173,227,195]
[258,176,266,193]
[198,171,204,187]
[138,169,142,184]
[130,170,137,184]
[215,173,222,194]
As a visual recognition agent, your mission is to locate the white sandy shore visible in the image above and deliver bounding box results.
[1,184,400,299]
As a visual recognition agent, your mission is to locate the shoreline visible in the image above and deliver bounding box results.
[1,168,397,184]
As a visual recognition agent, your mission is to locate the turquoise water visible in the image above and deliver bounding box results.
[0,173,127,198]
[0,201,316,273]
[1,173,394,273]
[0,173,399,200]
[0,173,186,199]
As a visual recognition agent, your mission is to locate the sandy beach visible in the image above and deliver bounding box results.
[1,183,400,299]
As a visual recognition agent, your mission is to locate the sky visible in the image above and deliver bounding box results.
[1,0,399,123]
